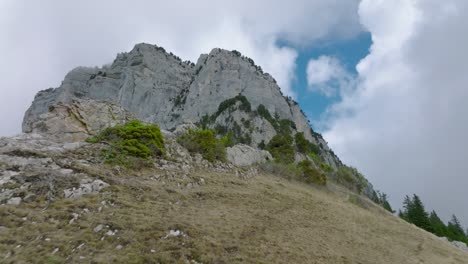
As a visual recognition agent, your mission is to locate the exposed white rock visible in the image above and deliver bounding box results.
[64,180,109,199]
[162,229,186,239]
[26,99,135,143]
[93,224,104,233]
[451,240,468,252]
[226,144,272,167]
[173,123,198,137]
[6,197,21,205]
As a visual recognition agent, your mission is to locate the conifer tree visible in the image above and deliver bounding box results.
[447,214,466,242]
[378,192,394,213]
[401,194,432,232]
[429,210,447,237]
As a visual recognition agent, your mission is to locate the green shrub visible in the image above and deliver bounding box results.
[177,129,226,162]
[294,132,320,155]
[266,134,295,164]
[220,132,235,147]
[256,104,274,123]
[337,166,356,184]
[260,160,326,186]
[87,120,165,167]
[276,119,295,135]
[259,162,300,181]
[320,163,333,173]
[258,140,266,150]
[216,95,251,116]
[336,165,368,193]
[298,160,327,185]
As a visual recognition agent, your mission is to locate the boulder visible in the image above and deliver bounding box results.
[64,179,109,199]
[451,240,468,252]
[27,99,135,143]
[226,144,272,167]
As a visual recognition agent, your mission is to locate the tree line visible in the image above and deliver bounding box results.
[398,194,468,244]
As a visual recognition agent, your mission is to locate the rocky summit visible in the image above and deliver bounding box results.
[23,43,340,169]
[1,43,467,263]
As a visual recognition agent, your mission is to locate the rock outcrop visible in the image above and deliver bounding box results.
[27,99,135,142]
[19,43,377,197]
[226,144,273,167]
[23,43,340,168]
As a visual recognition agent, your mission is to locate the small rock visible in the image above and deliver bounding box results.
[150,249,156,253]
[64,179,109,199]
[76,243,85,250]
[106,230,117,236]
[23,193,37,203]
[162,229,185,239]
[115,245,123,250]
[7,197,21,205]
[52,248,59,254]
[94,224,104,233]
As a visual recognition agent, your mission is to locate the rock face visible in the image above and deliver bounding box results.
[27,99,135,142]
[226,144,273,167]
[23,43,340,168]
[0,133,109,205]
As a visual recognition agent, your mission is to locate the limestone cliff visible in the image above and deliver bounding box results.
[23,43,341,169]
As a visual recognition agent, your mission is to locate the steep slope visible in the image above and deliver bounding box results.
[0,133,467,263]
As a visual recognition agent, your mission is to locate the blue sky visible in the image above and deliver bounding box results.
[291,32,372,132]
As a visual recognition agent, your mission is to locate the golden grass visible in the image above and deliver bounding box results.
[0,165,467,263]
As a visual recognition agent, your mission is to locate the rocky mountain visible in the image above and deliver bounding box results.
[23,43,340,169]
[1,43,467,263]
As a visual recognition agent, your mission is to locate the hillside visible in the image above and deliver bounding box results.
[0,133,467,263]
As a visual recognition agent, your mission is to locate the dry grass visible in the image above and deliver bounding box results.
[0,165,467,263]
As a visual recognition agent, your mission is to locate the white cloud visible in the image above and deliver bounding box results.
[0,0,362,136]
[306,56,353,97]
[323,0,468,226]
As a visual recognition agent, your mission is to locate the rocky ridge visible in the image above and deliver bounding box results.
[23,43,340,169]
[18,43,379,198]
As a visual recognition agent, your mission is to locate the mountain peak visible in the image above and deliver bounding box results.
[23,43,344,172]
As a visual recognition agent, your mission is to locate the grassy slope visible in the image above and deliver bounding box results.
[0,164,467,263]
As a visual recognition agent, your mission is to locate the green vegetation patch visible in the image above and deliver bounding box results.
[177,129,227,162]
[87,120,165,167]
[294,132,320,156]
[256,104,296,136]
[298,160,327,185]
[215,95,251,117]
[265,134,295,164]
[336,166,367,194]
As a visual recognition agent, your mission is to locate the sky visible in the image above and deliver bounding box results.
[0,1,467,227]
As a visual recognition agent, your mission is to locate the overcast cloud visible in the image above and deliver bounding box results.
[0,0,361,136]
[1,0,467,226]
[322,0,468,225]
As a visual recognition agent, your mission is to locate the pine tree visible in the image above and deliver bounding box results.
[398,209,406,220]
[447,214,466,242]
[404,194,433,232]
[379,192,394,213]
[429,210,447,237]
